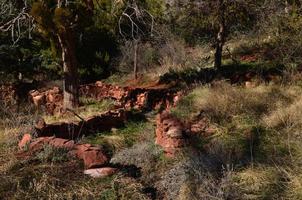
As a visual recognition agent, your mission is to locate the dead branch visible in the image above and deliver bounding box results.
[118,2,154,40]
[0,0,34,44]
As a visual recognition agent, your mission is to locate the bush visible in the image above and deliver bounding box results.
[156,155,240,200]
[110,142,161,175]
[35,144,70,163]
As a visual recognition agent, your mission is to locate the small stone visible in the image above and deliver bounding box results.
[18,134,32,150]
[84,167,117,178]
[245,81,256,89]
[111,127,118,133]
[166,127,183,138]
[83,150,108,169]
[95,81,103,87]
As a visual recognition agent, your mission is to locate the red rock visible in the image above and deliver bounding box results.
[51,86,60,94]
[83,150,108,169]
[47,93,55,103]
[42,136,56,143]
[135,92,148,109]
[18,134,32,150]
[155,112,186,157]
[245,81,256,89]
[29,90,39,98]
[84,167,117,178]
[190,121,207,134]
[49,138,69,148]
[63,140,75,149]
[73,144,92,159]
[32,94,45,107]
[173,92,182,106]
[29,137,47,151]
[95,81,103,87]
[167,127,183,138]
[28,136,55,149]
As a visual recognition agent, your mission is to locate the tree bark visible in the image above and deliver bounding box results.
[133,39,138,79]
[58,30,79,110]
[214,0,226,69]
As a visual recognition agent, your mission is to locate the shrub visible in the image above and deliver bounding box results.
[156,155,240,200]
[110,142,161,176]
[35,144,69,163]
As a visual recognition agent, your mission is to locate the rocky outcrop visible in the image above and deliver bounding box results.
[28,81,180,115]
[83,81,181,111]
[79,81,129,102]
[34,109,127,139]
[17,108,129,177]
[155,112,187,157]
[18,134,109,170]
[155,112,217,157]
[29,86,63,115]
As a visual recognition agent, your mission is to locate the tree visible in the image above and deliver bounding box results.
[118,1,154,79]
[1,0,123,109]
[214,0,226,69]
[167,0,259,69]
[0,0,94,109]
[30,0,93,109]
[210,0,258,69]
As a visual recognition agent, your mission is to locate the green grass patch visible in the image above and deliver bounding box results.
[171,87,209,121]
[44,98,116,124]
[82,120,154,156]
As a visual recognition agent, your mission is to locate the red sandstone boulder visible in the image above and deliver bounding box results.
[49,138,75,149]
[18,136,109,170]
[63,140,75,149]
[28,87,63,115]
[71,144,92,159]
[83,149,108,169]
[28,136,54,152]
[84,167,117,178]
[155,112,186,157]
[18,134,32,149]
[134,92,148,109]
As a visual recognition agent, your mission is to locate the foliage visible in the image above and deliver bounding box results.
[26,0,120,82]
[35,144,70,163]
[166,0,260,45]
[83,120,154,155]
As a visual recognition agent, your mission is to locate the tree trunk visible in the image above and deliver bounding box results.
[58,30,79,110]
[133,39,138,79]
[214,0,226,69]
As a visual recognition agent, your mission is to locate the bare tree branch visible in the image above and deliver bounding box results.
[0,0,34,44]
[118,2,154,40]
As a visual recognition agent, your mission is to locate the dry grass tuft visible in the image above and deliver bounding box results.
[264,96,302,131]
